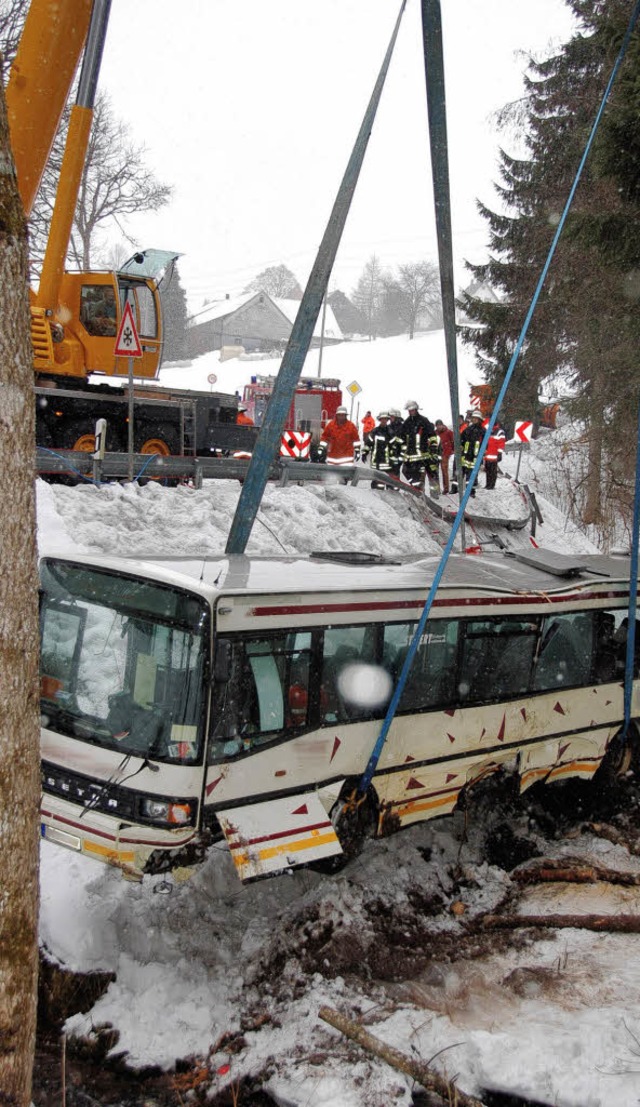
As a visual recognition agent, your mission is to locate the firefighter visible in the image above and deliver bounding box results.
[460,409,486,497]
[362,411,403,489]
[236,404,254,427]
[317,406,360,467]
[484,419,506,489]
[400,401,440,494]
[361,410,376,436]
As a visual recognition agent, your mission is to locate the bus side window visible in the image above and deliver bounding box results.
[593,611,616,682]
[395,629,457,710]
[320,626,375,723]
[611,616,640,678]
[247,652,284,733]
[533,612,593,690]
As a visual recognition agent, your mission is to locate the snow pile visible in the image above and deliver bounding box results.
[37,478,443,559]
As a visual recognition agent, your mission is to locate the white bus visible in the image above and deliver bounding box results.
[39,547,639,883]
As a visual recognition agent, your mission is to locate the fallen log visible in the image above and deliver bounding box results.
[511,856,640,887]
[318,1005,485,1107]
[480,913,640,933]
[586,821,640,856]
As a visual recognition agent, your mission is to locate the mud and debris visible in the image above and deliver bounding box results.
[32,766,640,1105]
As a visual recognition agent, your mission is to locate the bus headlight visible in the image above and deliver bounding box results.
[138,797,196,826]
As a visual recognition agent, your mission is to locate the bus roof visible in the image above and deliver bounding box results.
[40,548,635,604]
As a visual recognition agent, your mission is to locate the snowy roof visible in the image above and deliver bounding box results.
[187,292,268,326]
[41,548,633,607]
[186,293,343,341]
[272,297,343,341]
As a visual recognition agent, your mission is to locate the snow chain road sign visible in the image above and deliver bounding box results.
[514,420,533,443]
[346,380,361,397]
[114,302,143,358]
[280,431,312,459]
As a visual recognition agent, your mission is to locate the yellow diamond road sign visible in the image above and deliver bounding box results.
[346,380,361,396]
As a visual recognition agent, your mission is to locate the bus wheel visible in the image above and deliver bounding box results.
[597,724,639,782]
[312,782,378,873]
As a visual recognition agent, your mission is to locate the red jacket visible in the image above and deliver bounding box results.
[485,426,506,461]
[320,418,360,464]
[361,414,376,435]
[437,426,454,459]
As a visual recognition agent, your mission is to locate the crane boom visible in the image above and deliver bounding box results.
[6,0,92,219]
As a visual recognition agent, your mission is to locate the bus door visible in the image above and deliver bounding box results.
[209,629,344,881]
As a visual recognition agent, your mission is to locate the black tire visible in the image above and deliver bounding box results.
[134,424,179,457]
[60,421,97,452]
[311,782,378,874]
[596,722,640,782]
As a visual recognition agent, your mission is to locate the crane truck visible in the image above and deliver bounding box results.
[7,0,256,464]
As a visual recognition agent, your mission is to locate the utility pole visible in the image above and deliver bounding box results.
[317,290,328,378]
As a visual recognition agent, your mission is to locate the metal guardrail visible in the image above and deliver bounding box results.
[35,449,386,489]
[35,449,536,535]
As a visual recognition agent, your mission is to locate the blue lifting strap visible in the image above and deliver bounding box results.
[358,0,640,796]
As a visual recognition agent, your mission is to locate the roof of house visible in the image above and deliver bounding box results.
[188,291,343,341]
[272,298,343,341]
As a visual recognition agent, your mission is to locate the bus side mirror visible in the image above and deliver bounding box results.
[214,640,231,682]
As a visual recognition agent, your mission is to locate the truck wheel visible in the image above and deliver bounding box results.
[63,424,96,452]
[136,426,178,457]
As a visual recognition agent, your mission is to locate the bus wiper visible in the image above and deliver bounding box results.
[79,753,160,820]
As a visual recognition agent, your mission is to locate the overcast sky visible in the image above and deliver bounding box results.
[99,0,576,312]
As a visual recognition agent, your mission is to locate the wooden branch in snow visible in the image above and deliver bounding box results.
[511,856,640,887]
[318,1005,485,1107]
[480,913,640,933]
[585,821,640,856]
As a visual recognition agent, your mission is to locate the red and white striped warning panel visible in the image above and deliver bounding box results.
[514,420,533,443]
[218,791,342,881]
[280,431,312,458]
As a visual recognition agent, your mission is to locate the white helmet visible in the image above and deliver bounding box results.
[336,405,348,415]
[405,400,419,411]
[470,409,483,421]
[238,404,247,412]
[389,408,401,418]
[377,411,389,420]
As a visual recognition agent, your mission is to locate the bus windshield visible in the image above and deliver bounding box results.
[39,561,208,764]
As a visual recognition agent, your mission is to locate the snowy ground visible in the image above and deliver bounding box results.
[35,428,640,1106]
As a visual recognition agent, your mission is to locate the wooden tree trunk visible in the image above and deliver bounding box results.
[319,1006,485,1107]
[583,405,604,526]
[0,76,41,1106]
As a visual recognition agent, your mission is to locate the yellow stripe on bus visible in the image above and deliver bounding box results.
[84,840,136,863]
[547,760,598,780]
[395,792,457,819]
[235,829,339,867]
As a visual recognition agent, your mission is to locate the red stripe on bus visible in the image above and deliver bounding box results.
[227,819,334,850]
[250,591,627,618]
[40,807,196,849]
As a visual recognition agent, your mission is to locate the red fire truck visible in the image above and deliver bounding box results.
[242,375,343,442]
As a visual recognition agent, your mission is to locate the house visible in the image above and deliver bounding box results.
[457,278,504,327]
[187,292,343,357]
